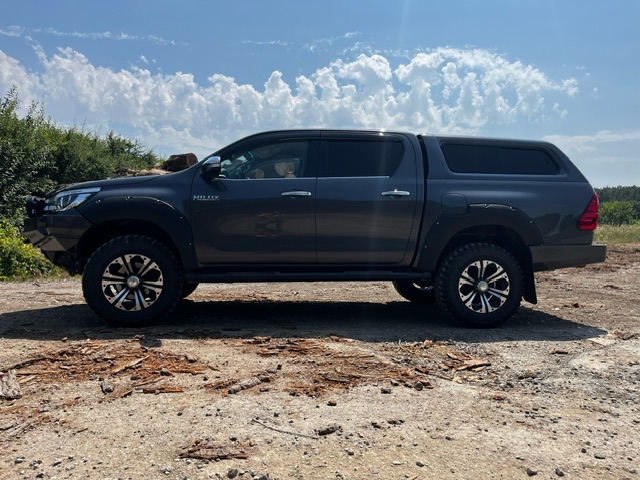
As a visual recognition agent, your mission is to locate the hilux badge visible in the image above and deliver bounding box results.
[192,194,220,201]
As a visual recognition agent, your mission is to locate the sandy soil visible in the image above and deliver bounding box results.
[1,244,639,480]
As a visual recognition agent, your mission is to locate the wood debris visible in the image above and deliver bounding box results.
[316,423,342,436]
[179,438,252,461]
[379,341,494,381]
[142,385,184,394]
[549,348,570,355]
[0,405,25,415]
[228,375,272,395]
[2,340,211,386]
[455,359,492,371]
[206,370,275,395]
[0,370,21,400]
[251,418,318,440]
[235,337,439,397]
[111,356,148,374]
[2,413,50,439]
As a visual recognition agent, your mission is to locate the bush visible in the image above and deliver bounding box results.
[0,86,165,281]
[599,201,638,226]
[53,129,159,184]
[0,86,163,225]
[0,87,58,223]
[0,221,61,280]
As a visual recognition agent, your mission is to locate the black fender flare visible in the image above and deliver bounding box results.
[78,196,198,271]
[418,204,542,304]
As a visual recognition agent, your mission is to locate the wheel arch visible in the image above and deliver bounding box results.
[76,197,197,273]
[419,208,540,304]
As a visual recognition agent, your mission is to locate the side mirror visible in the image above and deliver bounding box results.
[201,156,222,180]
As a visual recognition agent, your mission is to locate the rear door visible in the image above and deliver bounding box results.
[315,132,419,265]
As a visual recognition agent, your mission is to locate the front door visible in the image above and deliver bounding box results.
[190,136,318,265]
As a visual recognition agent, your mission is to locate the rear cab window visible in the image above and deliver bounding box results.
[441,142,560,175]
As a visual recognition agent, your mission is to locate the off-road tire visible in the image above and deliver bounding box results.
[435,243,523,328]
[82,235,183,327]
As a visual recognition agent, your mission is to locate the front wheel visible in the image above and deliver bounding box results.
[435,243,523,328]
[82,235,183,327]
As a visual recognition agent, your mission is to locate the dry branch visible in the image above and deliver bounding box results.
[251,418,318,440]
[180,438,250,461]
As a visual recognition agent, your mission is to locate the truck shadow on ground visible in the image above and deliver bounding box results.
[0,298,607,344]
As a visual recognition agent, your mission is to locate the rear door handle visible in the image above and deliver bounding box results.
[381,190,411,197]
[282,191,312,197]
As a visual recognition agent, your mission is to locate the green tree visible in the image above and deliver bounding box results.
[596,186,640,203]
[599,201,638,225]
[0,86,166,279]
[0,86,58,222]
[53,127,116,184]
[105,131,158,171]
[1,87,164,225]
[51,129,160,185]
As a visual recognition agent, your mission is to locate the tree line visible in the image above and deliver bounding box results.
[1,86,161,225]
[595,187,640,226]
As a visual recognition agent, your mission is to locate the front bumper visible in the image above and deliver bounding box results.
[530,244,607,272]
[24,211,92,272]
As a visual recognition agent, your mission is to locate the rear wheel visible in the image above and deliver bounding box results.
[392,279,436,304]
[435,243,523,328]
[82,235,183,327]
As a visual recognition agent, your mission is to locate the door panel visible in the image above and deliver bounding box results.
[190,137,317,265]
[315,135,418,265]
[315,178,417,264]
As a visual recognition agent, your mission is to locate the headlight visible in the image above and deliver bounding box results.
[44,187,100,213]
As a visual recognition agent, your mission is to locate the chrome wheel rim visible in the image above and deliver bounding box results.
[101,254,164,311]
[457,260,510,313]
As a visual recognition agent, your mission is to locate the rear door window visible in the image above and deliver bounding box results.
[322,139,404,177]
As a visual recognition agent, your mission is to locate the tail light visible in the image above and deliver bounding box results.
[578,193,599,231]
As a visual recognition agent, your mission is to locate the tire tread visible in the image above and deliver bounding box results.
[435,242,523,328]
[82,235,183,327]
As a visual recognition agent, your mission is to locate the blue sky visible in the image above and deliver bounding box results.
[1,0,639,187]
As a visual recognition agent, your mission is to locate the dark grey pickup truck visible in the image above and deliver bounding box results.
[24,129,606,327]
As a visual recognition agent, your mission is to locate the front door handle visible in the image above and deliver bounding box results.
[282,191,312,197]
[381,190,411,197]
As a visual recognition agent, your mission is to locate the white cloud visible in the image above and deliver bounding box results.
[4,26,181,46]
[0,50,38,97]
[1,45,580,156]
[303,31,362,53]
[543,130,640,187]
[0,26,24,37]
[544,130,640,154]
[241,40,289,47]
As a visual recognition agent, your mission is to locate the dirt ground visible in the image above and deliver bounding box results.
[1,244,639,480]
